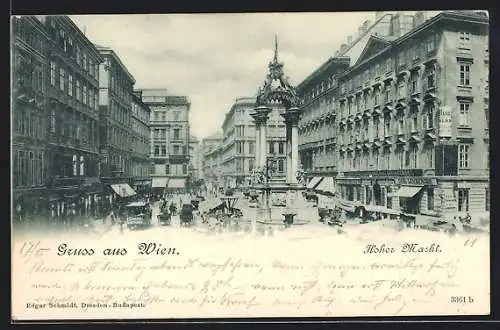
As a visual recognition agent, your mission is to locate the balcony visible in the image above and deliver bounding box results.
[456,84,472,98]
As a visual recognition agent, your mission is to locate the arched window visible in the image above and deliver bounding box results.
[80,156,85,176]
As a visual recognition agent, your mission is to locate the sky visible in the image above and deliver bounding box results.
[70,12,386,139]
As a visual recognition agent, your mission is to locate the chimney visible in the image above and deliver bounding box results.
[335,50,340,57]
[340,43,347,52]
[364,20,371,29]
[347,35,353,44]
[358,26,365,35]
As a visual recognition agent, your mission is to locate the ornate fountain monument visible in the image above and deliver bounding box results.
[250,35,307,227]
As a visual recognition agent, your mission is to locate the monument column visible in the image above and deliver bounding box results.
[282,107,301,184]
[251,113,261,167]
[254,106,271,169]
[286,124,293,183]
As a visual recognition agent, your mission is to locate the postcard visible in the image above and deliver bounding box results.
[11,10,490,321]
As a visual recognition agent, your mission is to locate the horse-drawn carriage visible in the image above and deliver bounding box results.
[199,197,243,232]
[180,203,195,227]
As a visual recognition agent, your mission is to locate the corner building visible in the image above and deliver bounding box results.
[141,89,191,194]
[130,90,152,193]
[300,11,489,220]
[221,97,287,188]
[97,45,136,200]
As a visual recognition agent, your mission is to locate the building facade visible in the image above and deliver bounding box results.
[130,90,151,193]
[97,45,136,189]
[298,10,489,220]
[22,16,103,223]
[188,134,200,183]
[141,89,191,193]
[221,97,287,188]
[201,132,223,196]
[12,16,51,222]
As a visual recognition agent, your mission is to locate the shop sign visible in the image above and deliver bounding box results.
[456,182,472,189]
[439,105,452,138]
[395,177,437,186]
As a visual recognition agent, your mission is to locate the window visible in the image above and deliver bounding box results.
[173,129,180,140]
[72,154,77,176]
[424,103,434,129]
[68,74,73,96]
[398,81,405,99]
[278,159,284,172]
[183,164,187,174]
[384,116,391,136]
[410,75,418,94]
[83,84,87,105]
[427,36,436,53]
[400,149,405,168]
[160,145,166,156]
[174,111,180,120]
[459,31,471,49]
[50,61,56,85]
[459,63,471,86]
[374,117,380,139]
[427,71,435,89]
[83,53,87,71]
[76,46,81,65]
[385,58,392,73]
[411,114,418,132]
[398,115,404,134]
[410,145,418,168]
[165,164,170,174]
[269,142,275,154]
[249,142,254,154]
[173,145,180,155]
[50,109,56,133]
[79,156,85,175]
[249,159,254,172]
[458,188,469,212]
[428,145,434,168]
[278,142,284,154]
[427,188,434,210]
[459,102,470,126]
[459,144,470,169]
[154,145,159,156]
[59,67,65,91]
[76,80,81,101]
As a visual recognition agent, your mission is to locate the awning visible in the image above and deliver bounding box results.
[307,177,323,189]
[364,204,401,215]
[152,177,168,188]
[396,185,424,198]
[338,200,357,213]
[110,183,136,198]
[168,178,186,189]
[315,177,335,195]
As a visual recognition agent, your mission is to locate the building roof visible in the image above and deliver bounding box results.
[296,12,396,91]
[222,97,256,130]
[96,45,136,84]
[338,10,489,79]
